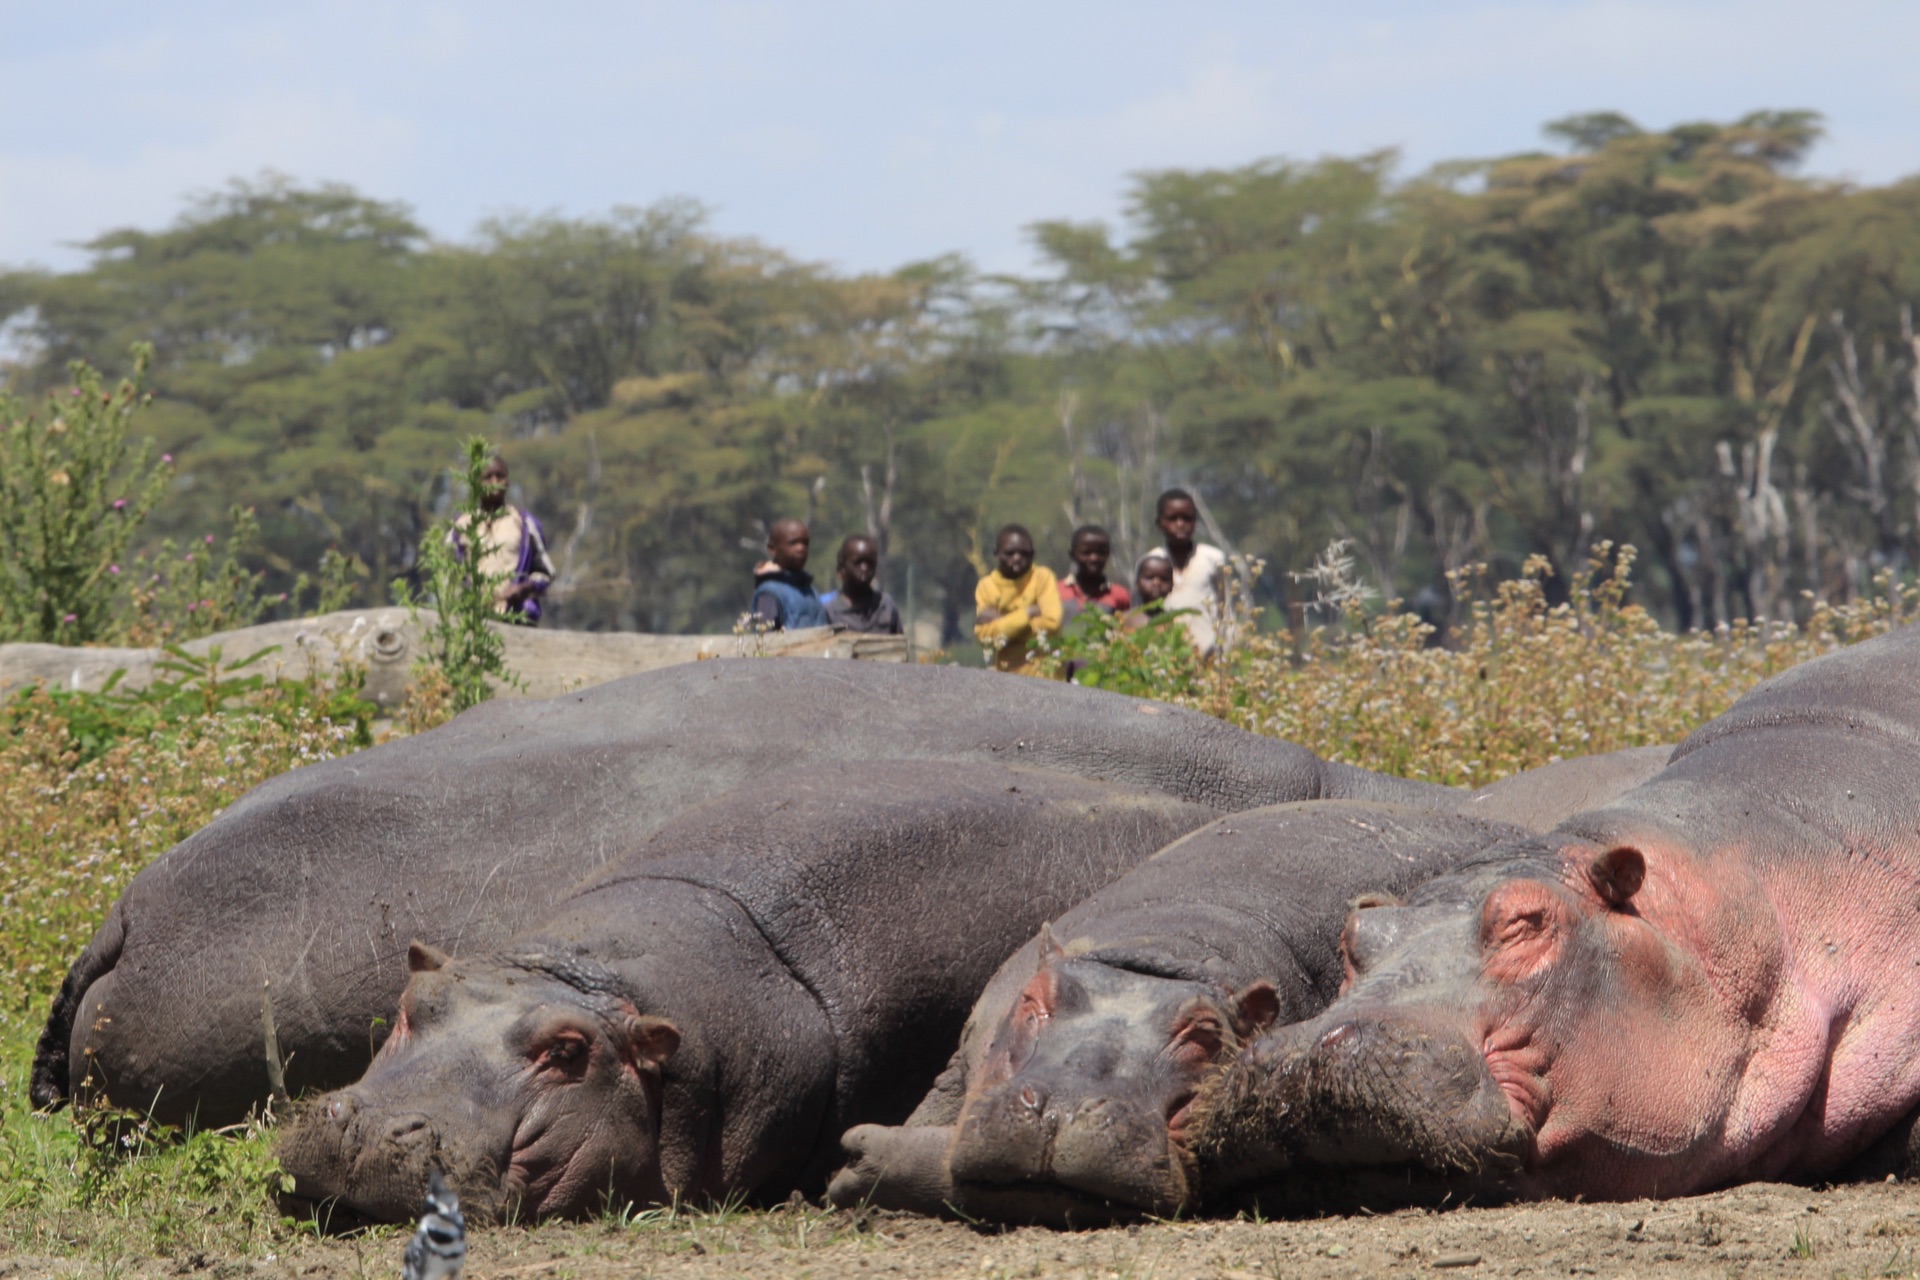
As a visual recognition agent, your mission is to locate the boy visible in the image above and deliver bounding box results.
[450,455,555,624]
[749,518,829,630]
[1144,489,1229,656]
[1057,524,1132,623]
[825,535,903,634]
[974,524,1062,674]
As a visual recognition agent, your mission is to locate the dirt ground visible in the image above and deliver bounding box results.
[10,1179,1920,1279]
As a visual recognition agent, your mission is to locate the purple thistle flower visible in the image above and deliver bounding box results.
[112,499,127,510]
[61,613,76,623]
[108,565,120,575]
[205,534,215,545]
[161,453,173,464]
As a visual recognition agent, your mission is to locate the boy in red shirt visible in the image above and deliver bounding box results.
[1057,524,1132,623]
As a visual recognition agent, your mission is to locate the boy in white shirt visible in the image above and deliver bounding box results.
[1145,489,1229,657]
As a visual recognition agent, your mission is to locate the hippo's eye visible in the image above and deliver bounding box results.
[1169,1014,1226,1066]
[535,1033,590,1076]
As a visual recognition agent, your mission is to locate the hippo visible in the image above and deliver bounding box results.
[1463,744,1672,830]
[35,658,1455,1128]
[1191,623,1920,1207]
[276,761,1220,1221]
[824,802,1534,1224]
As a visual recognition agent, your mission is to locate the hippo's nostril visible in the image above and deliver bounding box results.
[386,1114,433,1145]
[324,1095,358,1125]
[1018,1085,1042,1113]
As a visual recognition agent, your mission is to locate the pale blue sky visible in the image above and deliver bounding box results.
[4,1,1917,277]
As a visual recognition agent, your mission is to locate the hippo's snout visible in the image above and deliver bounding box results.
[951,1082,1056,1187]
[279,1088,508,1226]
[1197,1013,1529,1201]
[950,1081,1190,1221]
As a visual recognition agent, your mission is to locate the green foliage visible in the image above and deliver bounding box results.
[9,116,1920,639]
[0,345,172,643]
[394,437,521,712]
[4,644,377,766]
[1041,606,1202,697]
[292,546,366,616]
[121,504,283,643]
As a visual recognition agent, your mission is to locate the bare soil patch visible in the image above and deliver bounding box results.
[9,1179,1920,1279]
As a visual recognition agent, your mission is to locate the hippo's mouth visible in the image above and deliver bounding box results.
[948,1101,1199,1226]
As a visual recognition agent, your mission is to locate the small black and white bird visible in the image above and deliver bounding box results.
[400,1168,466,1280]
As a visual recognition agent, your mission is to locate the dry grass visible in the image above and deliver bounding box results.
[1182,546,1920,786]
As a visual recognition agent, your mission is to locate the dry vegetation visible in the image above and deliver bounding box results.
[3,559,1918,1277]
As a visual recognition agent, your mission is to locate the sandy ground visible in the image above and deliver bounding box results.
[10,1179,1920,1279]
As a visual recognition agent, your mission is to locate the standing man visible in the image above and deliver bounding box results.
[825,535,904,634]
[1057,524,1132,623]
[749,518,829,630]
[1146,489,1228,657]
[451,455,555,624]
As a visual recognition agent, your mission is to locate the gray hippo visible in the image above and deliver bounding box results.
[1192,623,1920,1206]
[276,762,1216,1221]
[825,803,1534,1224]
[34,659,1454,1127]
[1464,744,1672,830]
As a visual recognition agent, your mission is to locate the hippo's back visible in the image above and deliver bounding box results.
[38,659,1419,1124]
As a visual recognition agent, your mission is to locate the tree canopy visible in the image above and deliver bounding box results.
[7,112,1919,638]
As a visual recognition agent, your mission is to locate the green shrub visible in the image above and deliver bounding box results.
[394,438,521,712]
[0,345,173,643]
[1040,605,1202,696]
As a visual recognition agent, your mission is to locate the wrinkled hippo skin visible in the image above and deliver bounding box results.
[827,802,1533,1224]
[35,659,1455,1128]
[1193,623,1920,1207]
[277,762,1216,1221]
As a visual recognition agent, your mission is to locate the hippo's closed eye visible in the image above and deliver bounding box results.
[1479,881,1570,982]
[529,1027,595,1081]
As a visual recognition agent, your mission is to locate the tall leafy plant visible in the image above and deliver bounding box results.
[394,437,520,713]
[0,345,172,643]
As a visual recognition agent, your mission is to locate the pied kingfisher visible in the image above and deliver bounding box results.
[400,1168,466,1280]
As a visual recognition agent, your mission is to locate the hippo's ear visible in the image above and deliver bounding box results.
[1587,846,1646,909]
[407,941,450,973]
[1229,981,1282,1038]
[624,1016,681,1069]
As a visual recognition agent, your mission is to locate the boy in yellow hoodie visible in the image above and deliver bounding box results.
[974,524,1062,674]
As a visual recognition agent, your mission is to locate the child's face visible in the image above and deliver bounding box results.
[1070,534,1110,580]
[1156,498,1198,545]
[1137,559,1174,603]
[768,522,811,573]
[995,532,1035,578]
[840,540,879,589]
